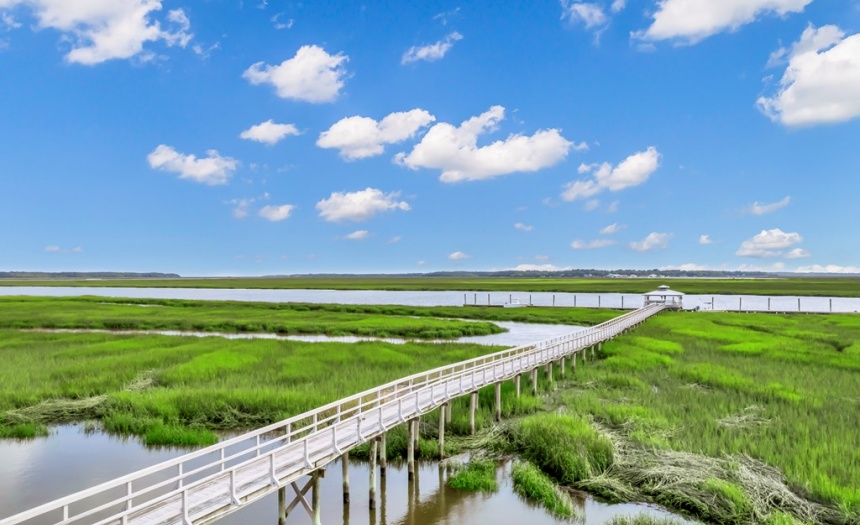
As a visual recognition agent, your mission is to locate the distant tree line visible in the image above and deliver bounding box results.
[0,272,181,279]
[276,269,777,279]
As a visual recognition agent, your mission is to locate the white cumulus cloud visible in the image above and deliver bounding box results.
[395,105,574,182]
[448,251,470,260]
[785,247,811,259]
[637,0,812,44]
[402,32,462,64]
[316,188,410,222]
[571,239,616,249]
[746,196,791,215]
[514,222,534,231]
[796,264,860,274]
[562,147,660,201]
[661,263,714,271]
[259,204,295,222]
[699,234,714,245]
[758,25,860,126]
[147,145,238,185]
[511,264,572,271]
[243,45,348,103]
[240,120,300,145]
[317,109,435,160]
[1,1,192,64]
[629,232,672,252]
[735,228,803,258]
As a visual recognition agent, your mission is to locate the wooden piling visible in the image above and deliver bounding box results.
[494,382,502,422]
[312,472,322,525]
[413,416,420,452]
[407,418,415,480]
[531,368,538,395]
[547,361,553,384]
[278,486,286,525]
[341,452,350,504]
[439,404,446,459]
[560,357,565,378]
[515,373,521,398]
[572,352,577,370]
[380,432,387,477]
[369,440,377,510]
[469,392,478,435]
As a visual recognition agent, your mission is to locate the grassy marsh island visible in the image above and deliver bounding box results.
[0,296,620,335]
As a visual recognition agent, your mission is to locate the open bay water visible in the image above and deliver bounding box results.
[0,286,858,312]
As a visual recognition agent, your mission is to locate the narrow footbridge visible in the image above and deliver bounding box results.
[2,305,665,525]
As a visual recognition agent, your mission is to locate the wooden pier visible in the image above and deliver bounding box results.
[0,305,665,525]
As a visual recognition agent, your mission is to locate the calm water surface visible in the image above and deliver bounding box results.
[0,425,695,525]
[31,321,585,348]
[0,286,856,313]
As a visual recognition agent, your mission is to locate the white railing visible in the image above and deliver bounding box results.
[0,304,664,525]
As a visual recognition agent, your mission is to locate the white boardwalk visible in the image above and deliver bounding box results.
[1,305,664,525]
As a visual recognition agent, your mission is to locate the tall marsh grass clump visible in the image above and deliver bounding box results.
[510,413,613,485]
[511,461,576,519]
[447,459,497,492]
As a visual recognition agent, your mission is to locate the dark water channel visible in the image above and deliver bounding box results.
[0,425,695,525]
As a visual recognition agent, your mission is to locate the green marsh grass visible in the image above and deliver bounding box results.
[511,460,576,519]
[549,311,860,522]
[510,413,613,485]
[0,296,519,339]
[0,330,512,444]
[447,459,497,492]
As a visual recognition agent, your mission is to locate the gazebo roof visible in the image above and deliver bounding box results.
[643,285,684,296]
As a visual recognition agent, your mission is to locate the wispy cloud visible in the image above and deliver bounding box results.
[514,222,534,231]
[745,196,791,215]
[402,32,463,64]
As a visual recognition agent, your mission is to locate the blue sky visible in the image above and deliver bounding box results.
[1,0,858,275]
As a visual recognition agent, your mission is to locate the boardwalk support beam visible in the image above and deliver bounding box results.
[407,418,416,481]
[469,392,478,435]
[369,439,377,510]
[439,404,446,459]
[341,452,349,504]
[494,382,502,422]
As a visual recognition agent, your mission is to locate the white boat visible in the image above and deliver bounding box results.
[503,299,527,308]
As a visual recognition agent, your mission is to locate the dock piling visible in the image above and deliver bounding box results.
[341,452,350,504]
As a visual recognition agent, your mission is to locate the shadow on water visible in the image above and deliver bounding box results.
[0,425,695,525]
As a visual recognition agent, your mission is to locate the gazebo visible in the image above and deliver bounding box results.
[643,285,684,309]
